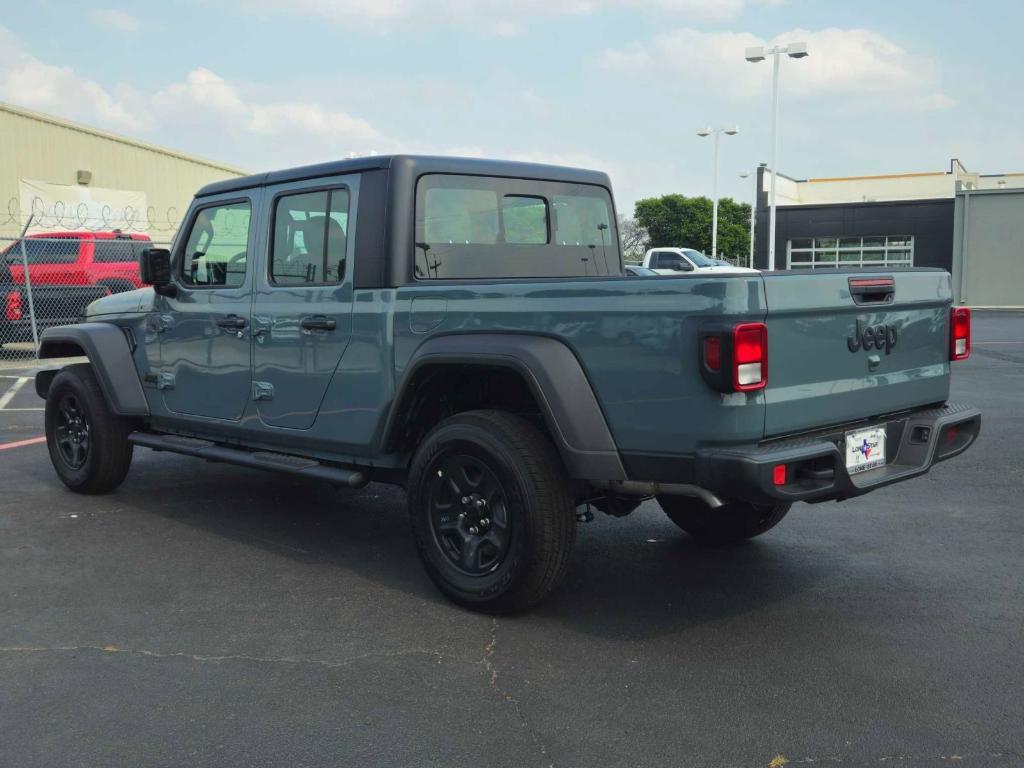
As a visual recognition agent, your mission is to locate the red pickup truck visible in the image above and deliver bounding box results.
[2,231,150,293]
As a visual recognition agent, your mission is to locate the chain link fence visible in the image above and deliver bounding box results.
[1,234,169,363]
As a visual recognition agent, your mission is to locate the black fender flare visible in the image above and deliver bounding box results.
[35,323,149,416]
[384,334,626,481]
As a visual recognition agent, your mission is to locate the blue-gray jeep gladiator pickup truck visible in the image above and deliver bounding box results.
[34,155,980,612]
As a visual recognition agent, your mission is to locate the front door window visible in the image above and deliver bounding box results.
[181,201,252,287]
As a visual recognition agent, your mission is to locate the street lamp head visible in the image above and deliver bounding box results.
[739,171,751,179]
[723,125,739,136]
[744,46,766,63]
[786,41,809,58]
[696,128,712,137]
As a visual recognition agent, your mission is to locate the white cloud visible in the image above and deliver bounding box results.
[0,26,384,164]
[91,9,143,32]
[601,26,954,111]
[248,102,379,142]
[154,68,247,115]
[239,0,758,35]
[0,27,146,132]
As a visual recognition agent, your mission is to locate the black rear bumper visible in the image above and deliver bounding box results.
[694,402,981,505]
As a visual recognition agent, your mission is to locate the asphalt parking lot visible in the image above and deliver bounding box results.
[1,312,1021,768]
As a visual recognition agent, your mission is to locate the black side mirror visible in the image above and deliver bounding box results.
[139,248,176,295]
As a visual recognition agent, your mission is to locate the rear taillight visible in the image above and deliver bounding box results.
[950,307,971,361]
[4,291,21,322]
[700,321,768,393]
[733,323,767,391]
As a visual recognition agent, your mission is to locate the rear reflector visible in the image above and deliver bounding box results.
[4,291,21,322]
[703,337,721,372]
[773,464,787,486]
[950,307,971,361]
[733,323,767,391]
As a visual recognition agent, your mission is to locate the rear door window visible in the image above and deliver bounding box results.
[415,175,619,279]
[270,188,350,285]
[93,239,146,263]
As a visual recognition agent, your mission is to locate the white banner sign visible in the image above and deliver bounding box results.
[19,179,149,234]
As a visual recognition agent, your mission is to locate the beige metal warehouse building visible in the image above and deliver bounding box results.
[0,101,245,240]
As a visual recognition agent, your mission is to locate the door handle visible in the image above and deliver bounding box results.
[300,315,336,331]
[216,315,247,330]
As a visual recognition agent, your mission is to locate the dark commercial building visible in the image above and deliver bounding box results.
[751,161,1024,306]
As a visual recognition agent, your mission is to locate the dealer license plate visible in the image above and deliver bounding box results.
[845,426,886,474]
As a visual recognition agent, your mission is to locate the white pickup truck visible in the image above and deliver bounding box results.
[643,247,758,275]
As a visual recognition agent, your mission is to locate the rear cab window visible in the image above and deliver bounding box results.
[414,174,620,280]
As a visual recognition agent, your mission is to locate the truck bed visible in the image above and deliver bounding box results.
[393,268,957,460]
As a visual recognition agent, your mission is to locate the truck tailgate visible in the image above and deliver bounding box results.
[762,270,952,437]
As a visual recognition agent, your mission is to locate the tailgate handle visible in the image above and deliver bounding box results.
[849,277,894,305]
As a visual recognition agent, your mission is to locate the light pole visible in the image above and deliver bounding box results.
[697,125,738,260]
[745,41,808,271]
[739,171,756,268]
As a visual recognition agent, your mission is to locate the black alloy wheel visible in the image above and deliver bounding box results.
[44,363,136,494]
[428,451,512,576]
[54,393,91,470]
[407,410,576,613]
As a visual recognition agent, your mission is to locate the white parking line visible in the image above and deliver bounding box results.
[0,377,29,410]
[0,436,46,450]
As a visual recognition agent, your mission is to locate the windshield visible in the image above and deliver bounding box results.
[683,249,715,267]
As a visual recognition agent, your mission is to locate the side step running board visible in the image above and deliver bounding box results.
[128,432,368,488]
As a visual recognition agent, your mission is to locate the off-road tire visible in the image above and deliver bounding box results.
[407,410,576,613]
[658,495,791,545]
[45,363,135,494]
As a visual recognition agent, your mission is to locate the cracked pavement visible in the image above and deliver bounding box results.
[1,313,1023,767]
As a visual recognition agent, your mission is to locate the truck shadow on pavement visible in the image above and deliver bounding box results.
[58,452,833,643]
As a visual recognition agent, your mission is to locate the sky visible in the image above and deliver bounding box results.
[1,1,1022,213]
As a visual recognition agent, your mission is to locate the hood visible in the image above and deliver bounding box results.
[87,287,155,317]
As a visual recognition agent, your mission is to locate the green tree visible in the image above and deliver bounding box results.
[634,194,750,260]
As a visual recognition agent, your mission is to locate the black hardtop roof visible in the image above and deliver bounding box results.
[195,154,612,198]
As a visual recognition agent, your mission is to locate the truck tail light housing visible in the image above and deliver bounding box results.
[950,307,970,361]
[700,322,768,393]
[733,323,767,391]
[4,290,21,322]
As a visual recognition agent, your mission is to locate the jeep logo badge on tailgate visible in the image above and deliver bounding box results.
[847,319,898,354]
